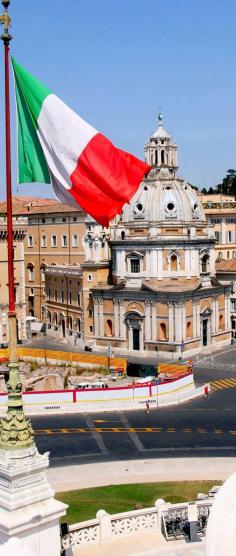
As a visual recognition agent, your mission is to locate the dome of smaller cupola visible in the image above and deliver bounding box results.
[144,114,178,175]
[151,113,171,139]
[122,178,205,224]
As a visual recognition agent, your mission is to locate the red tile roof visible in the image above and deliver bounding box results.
[0,196,82,215]
[216,259,236,272]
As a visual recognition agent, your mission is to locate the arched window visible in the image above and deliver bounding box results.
[219,314,224,330]
[201,254,209,273]
[161,149,165,165]
[121,231,125,240]
[105,319,113,336]
[186,321,192,339]
[170,254,177,272]
[27,263,34,281]
[160,322,167,341]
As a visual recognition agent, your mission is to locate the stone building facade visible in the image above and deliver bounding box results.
[45,223,109,344]
[91,116,231,357]
[199,194,236,261]
[0,197,89,321]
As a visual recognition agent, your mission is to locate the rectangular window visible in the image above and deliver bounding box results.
[61,290,64,303]
[215,231,220,243]
[89,325,93,333]
[28,235,33,247]
[62,217,67,222]
[130,258,140,273]
[69,291,72,304]
[42,218,45,224]
[73,217,77,222]
[48,288,51,300]
[77,293,80,306]
[72,234,78,247]
[62,235,68,247]
[88,274,93,281]
[41,234,47,247]
[89,309,93,317]
[55,289,58,302]
[228,231,232,242]
[51,235,57,247]
[231,300,236,312]
[52,217,56,222]
[77,318,81,332]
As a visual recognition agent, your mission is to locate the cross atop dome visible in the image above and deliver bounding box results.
[144,114,178,177]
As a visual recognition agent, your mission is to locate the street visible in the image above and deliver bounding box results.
[25,343,236,466]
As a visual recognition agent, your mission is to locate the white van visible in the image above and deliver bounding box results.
[76,382,108,390]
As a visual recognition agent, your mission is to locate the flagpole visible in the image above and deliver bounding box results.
[0,0,17,362]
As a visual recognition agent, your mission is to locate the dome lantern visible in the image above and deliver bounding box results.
[144,114,178,176]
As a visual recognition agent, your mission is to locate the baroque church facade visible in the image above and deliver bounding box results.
[90,115,231,357]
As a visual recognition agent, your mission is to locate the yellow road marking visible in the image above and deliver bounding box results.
[183,428,192,432]
[93,419,106,423]
[167,428,175,432]
[214,430,223,434]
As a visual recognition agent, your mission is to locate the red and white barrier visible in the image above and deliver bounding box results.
[0,373,200,414]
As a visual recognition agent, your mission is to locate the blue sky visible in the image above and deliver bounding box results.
[1,0,236,197]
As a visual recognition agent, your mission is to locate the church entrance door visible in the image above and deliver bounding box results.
[133,328,140,350]
[202,318,208,346]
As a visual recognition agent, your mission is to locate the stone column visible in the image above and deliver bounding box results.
[193,300,197,338]
[140,321,144,351]
[98,298,104,337]
[157,250,163,279]
[182,303,186,340]
[215,298,219,332]
[120,250,126,279]
[168,302,174,342]
[150,249,157,276]
[228,295,231,330]
[146,250,150,277]
[151,301,156,340]
[114,299,120,337]
[211,297,216,333]
[196,303,201,337]
[175,303,182,342]
[94,299,99,336]
[119,301,126,339]
[185,250,191,278]
[145,300,151,341]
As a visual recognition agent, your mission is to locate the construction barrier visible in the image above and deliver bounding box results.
[0,372,195,414]
[0,347,126,371]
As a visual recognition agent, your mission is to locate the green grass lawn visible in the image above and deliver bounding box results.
[56,481,221,525]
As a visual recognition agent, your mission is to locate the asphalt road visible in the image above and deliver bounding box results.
[27,342,236,466]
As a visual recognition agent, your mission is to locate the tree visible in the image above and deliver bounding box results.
[216,169,236,196]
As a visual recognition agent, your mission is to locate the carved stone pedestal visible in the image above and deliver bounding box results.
[0,444,67,555]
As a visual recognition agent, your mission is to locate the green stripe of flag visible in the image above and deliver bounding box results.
[12,57,51,184]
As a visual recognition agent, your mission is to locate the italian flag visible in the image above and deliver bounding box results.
[12,58,150,226]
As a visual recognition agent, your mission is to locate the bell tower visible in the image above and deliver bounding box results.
[144,113,178,177]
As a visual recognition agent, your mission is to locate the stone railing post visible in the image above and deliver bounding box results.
[155,499,169,529]
[96,510,112,542]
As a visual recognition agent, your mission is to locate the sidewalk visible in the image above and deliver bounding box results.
[74,531,204,556]
[47,456,236,492]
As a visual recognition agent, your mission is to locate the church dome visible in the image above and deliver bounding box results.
[122,115,205,224]
[122,176,205,224]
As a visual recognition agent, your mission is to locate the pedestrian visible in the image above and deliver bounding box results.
[204,385,209,400]
[145,400,150,414]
